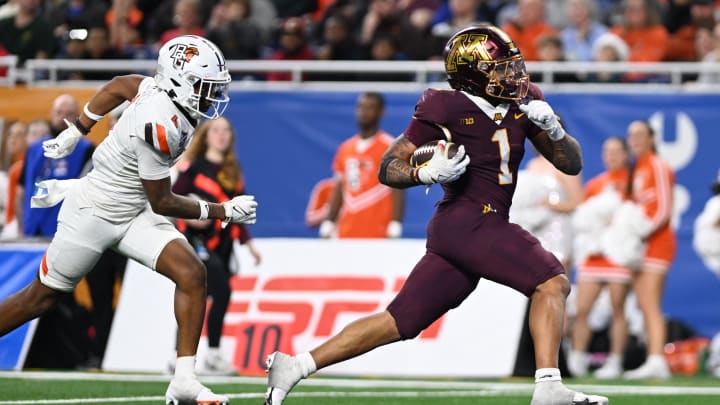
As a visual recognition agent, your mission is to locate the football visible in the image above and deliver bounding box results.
[409,140,460,168]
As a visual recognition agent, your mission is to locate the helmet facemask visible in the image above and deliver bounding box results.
[188,72,231,120]
[478,54,529,101]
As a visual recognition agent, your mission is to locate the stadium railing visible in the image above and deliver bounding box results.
[0,55,18,87]
[5,59,720,92]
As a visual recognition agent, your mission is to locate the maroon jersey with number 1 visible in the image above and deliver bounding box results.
[386,85,566,339]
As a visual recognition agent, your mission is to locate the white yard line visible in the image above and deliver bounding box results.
[0,371,718,404]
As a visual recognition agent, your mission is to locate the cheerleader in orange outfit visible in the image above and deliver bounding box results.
[623,121,676,380]
[569,137,632,379]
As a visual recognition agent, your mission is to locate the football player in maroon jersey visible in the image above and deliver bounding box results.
[264,24,608,405]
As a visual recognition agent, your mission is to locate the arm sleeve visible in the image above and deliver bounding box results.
[404,118,445,146]
[645,159,674,233]
[134,136,171,180]
[404,89,448,146]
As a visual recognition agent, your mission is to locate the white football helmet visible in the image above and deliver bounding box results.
[155,35,231,120]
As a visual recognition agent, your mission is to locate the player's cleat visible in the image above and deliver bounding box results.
[531,381,609,405]
[165,377,229,405]
[264,352,304,405]
[199,352,237,376]
[623,356,671,380]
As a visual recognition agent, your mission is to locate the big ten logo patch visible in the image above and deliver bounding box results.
[213,275,447,375]
[170,43,200,69]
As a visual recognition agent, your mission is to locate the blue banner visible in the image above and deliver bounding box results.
[0,249,42,369]
[226,90,720,338]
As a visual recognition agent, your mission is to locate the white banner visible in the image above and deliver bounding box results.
[103,238,528,377]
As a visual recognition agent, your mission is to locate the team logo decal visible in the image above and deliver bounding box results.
[170,44,200,69]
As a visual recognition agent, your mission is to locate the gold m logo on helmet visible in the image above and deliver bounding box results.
[445,34,490,73]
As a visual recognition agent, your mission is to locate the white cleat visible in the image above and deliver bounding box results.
[531,381,609,405]
[199,353,237,376]
[264,352,304,405]
[165,377,229,405]
[623,358,671,380]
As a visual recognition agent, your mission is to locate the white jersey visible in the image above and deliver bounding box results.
[85,77,196,223]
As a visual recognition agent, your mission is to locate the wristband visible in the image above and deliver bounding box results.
[198,200,210,220]
[83,103,105,121]
[411,168,421,184]
[73,118,91,135]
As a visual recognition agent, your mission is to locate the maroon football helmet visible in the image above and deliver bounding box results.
[443,24,529,101]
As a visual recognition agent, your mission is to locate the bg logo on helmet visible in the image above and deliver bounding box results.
[170,44,200,69]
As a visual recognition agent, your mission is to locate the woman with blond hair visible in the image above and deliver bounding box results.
[172,117,262,374]
[568,136,633,379]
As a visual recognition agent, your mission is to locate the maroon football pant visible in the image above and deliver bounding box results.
[387,206,565,339]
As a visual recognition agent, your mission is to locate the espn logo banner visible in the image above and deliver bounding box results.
[104,239,527,377]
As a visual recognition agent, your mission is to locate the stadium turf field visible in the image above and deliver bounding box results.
[0,372,719,404]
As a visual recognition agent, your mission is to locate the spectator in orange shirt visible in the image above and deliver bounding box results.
[664,0,716,61]
[622,120,676,380]
[319,92,405,239]
[266,17,315,81]
[610,0,669,62]
[502,0,558,61]
[159,0,205,46]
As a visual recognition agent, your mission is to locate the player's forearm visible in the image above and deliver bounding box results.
[152,193,226,221]
[378,136,420,189]
[78,75,145,130]
[378,157,419,189]
[551,135,583,176]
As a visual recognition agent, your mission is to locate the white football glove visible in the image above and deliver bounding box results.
[222,195,258,224]
[417,140,470,184]
[43,119,84,159]
[519,100,565,141]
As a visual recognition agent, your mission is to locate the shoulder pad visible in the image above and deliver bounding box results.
[413,88,450,125]
[143,118,190,159]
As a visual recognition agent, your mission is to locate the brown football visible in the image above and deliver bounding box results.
[409,140,459,168]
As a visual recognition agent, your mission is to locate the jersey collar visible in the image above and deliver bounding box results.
[461,91,510,124]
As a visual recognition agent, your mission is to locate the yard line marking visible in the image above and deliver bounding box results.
[1,371,720,398]
[2,386,720,405]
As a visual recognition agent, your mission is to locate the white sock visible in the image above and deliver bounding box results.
[296,352,317,378]
[175,356,196,378]
[535,368,562,383]
[604,353,622,366]
[647,354,666,366]
[207,347,220,357]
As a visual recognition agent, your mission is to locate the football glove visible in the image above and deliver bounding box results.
[222,195,257,224]
[417,140,470,184]
[519,100,565,141]
[43,119,84,159]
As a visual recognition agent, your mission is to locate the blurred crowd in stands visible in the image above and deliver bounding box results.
[1,0,720,83]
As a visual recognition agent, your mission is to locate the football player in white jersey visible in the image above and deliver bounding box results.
[0,35,254,405]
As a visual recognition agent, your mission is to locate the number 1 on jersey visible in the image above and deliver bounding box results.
[491,129,513,185]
